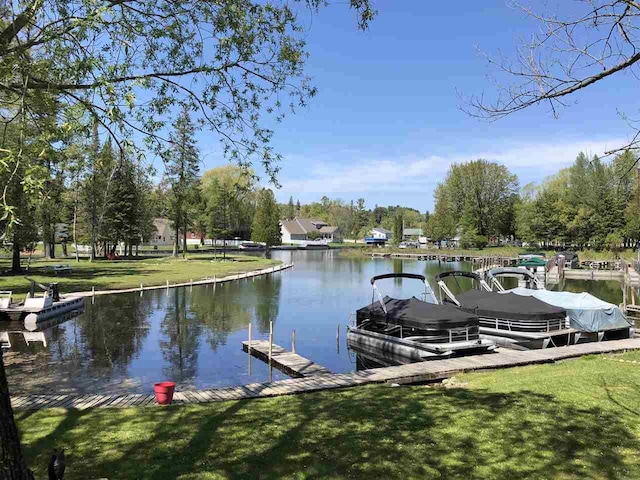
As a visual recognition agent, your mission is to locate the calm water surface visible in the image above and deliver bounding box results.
[2,250,634,395]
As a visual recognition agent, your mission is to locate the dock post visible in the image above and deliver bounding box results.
[190,279,193,292]
[291,329,296,354]
[268,321,274,382]
[91,286,95,304]
[248,323,252,353]
[140,283,143,297]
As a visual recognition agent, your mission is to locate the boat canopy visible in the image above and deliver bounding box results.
[357,296,478,329]
[451,289,566,321]
[519,257,547,267]
[506,287,631,332]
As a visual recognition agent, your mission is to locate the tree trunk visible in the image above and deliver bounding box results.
[11,241,21,274]
[43,238,50,260]
[90,222,96,262]
[0,350,34,480]
[62,242,68,257]
[48,238,55,259]
[173,222,179,257]
[183,228,187,259]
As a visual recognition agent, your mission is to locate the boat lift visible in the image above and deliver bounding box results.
[370,273,439,312]
[485,267,546,292]
[434,271,492,306]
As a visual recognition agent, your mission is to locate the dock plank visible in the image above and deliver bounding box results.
[242,341,332,377]
[11,337,640,411]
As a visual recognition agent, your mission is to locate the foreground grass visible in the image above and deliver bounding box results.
[340,245,640,262]
[15,351,640,479]
[0,254,279,298]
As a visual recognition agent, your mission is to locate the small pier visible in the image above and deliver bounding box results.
[242,340,332,377]
[11,337,640,410]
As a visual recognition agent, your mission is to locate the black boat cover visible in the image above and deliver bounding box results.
[452,289,566,321]
[357,296,478,329]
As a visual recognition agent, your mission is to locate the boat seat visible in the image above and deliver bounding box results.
[24,295,54,309]
[0,290,12,309]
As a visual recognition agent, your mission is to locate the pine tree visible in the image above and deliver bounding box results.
[286,196,295,220]
[252,189,282,247]
[163,107,200,258]
[393,213,403,245]
[295,199,301,215]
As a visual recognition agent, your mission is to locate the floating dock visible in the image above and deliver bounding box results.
[242,340,332,377]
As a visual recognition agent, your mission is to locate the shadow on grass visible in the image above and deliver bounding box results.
[16,385,640,480]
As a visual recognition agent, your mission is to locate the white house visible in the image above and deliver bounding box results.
[147,218,174,246]
[280,217,341,244]
[371,227,392,240]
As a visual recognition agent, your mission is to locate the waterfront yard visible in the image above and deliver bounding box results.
[0,254,280,298]
[15,350,640,479]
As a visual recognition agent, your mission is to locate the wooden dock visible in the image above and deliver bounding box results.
[242,340,332,377]
[370,252,520,264]
[10,337,640,411]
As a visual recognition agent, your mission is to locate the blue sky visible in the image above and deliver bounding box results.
[195,1,639,212]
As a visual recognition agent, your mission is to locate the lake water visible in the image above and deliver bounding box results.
[2,250,633,395]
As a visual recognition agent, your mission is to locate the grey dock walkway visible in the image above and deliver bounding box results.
[11,337,640,411]
[242,340,332,377]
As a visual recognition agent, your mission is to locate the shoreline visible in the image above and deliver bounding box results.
[71,262,293,297]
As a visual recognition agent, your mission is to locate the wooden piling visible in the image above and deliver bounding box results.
[268,321,273,364]
[291,329,296,354]
[248,323,252,353]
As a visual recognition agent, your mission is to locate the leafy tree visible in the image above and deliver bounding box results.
[433,160,518,239]
[252,189,282,247]
[163,108,200,258]
[202,165,254,258]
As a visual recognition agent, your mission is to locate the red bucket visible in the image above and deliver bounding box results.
[153,381,176,405]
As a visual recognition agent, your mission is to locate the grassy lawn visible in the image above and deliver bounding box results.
[0,254,280,297]
[14,350,640,479]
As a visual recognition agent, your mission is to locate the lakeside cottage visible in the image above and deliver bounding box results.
[280,217,341,244]
[365,227,392,245]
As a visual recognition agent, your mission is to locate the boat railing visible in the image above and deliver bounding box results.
[480,316,566,332]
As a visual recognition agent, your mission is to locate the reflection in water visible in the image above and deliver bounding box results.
[160,288,201,382]
[254,275,281,333]
[80,294,152,371]
[2,251,637,395]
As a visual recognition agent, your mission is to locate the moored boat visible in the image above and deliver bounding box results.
[347,273,495,361]
[487,267,634,342]
[436,271,574,349]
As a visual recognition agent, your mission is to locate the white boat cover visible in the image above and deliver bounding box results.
[505,287,631,332]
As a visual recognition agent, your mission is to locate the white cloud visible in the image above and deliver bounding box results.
[278,137,628,198]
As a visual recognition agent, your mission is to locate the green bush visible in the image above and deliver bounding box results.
[475,235,489,249]
[306,231,322,240]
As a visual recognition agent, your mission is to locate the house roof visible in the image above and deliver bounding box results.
[281,217,337,235]
[371,227,392,234]
[403,228,423,236]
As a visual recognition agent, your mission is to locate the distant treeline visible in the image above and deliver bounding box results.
[427,152,640,250]
[278,196,427,239]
